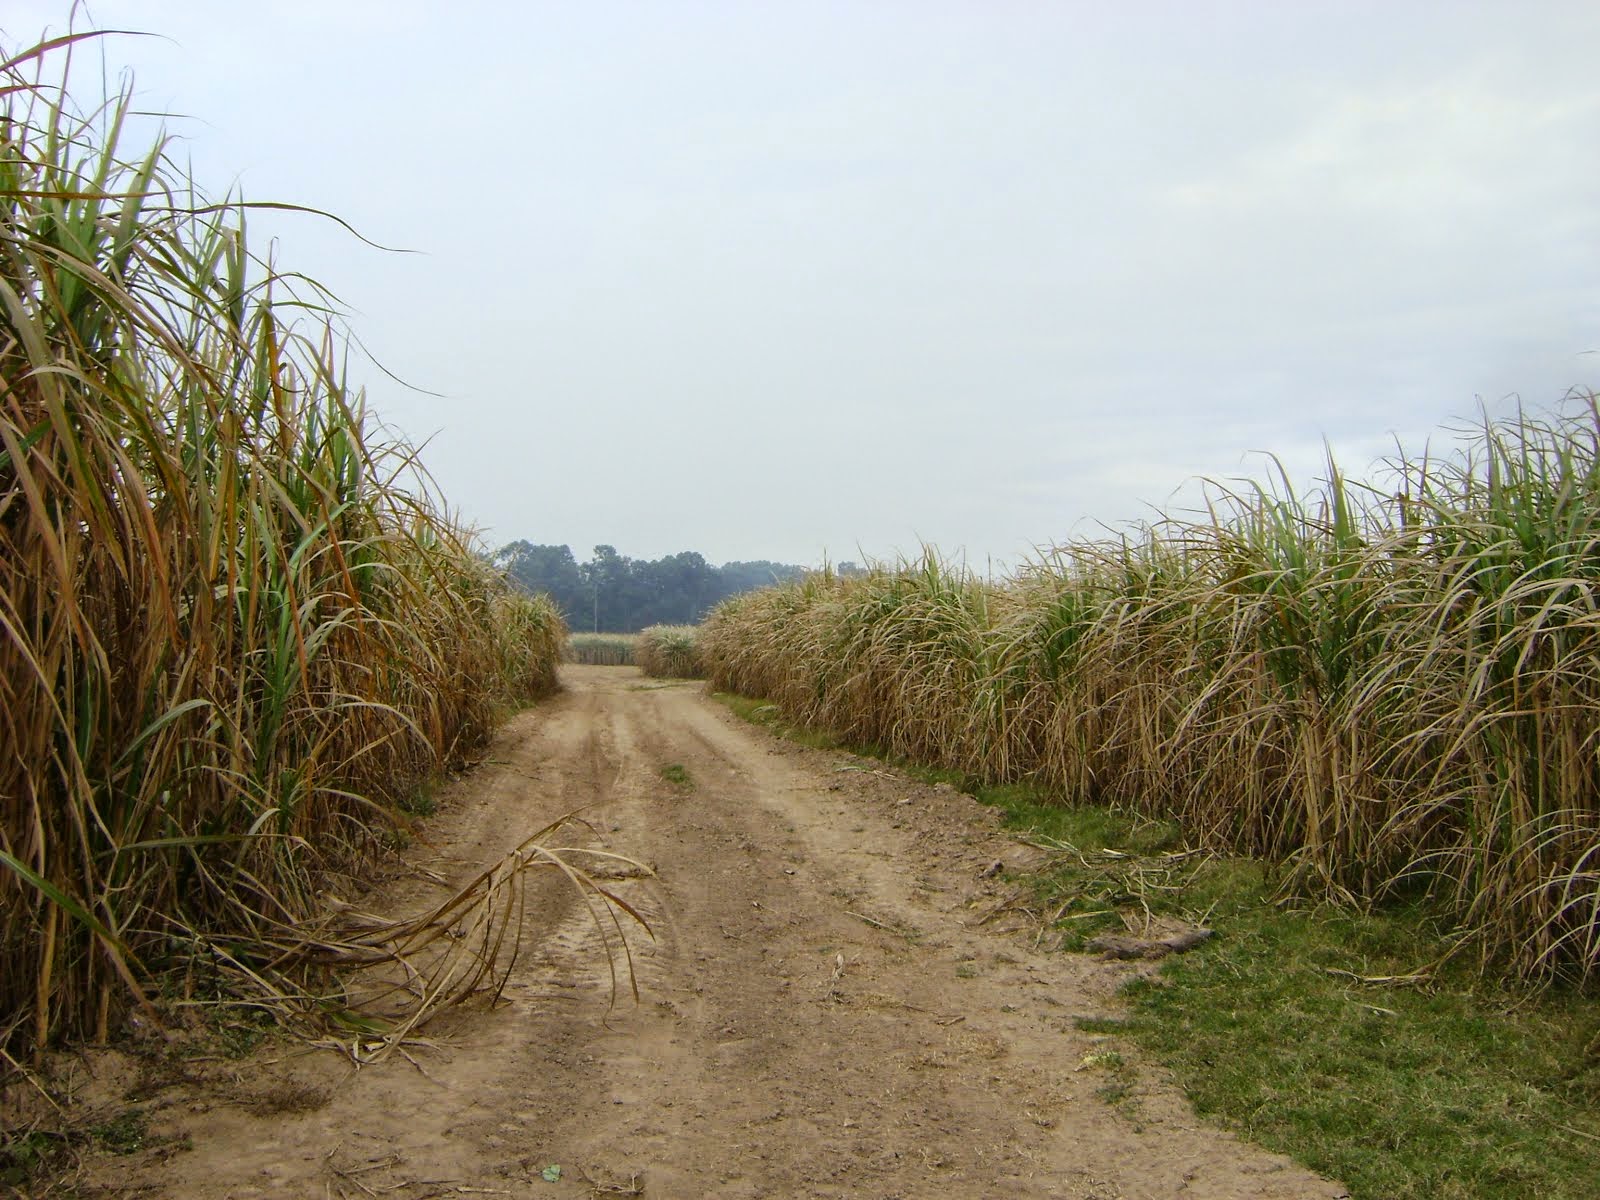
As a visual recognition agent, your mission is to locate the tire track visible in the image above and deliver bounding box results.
[86,666,1345,1200]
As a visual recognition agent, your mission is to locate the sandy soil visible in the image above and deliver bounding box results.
[66,666,1346,1199]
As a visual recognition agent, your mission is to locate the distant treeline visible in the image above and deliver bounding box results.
[492,542,811,632]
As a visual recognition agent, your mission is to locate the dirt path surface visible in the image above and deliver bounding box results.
[83,666,1345,1199]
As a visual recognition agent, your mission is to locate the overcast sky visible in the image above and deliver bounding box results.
[7,2,1600,568]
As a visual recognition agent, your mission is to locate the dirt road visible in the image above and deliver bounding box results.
[90,666,1344,1199]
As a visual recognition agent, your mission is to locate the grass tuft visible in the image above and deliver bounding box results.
[636,625,704,678]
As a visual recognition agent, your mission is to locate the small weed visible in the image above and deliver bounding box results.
[0,1130,67,1190]
[244,1082,330,1117]
[2,1098,185,1191]
[1079,1048,1138,1111]
[398,789,437,818]
[90,1109,147,1155]
[216,1010,274,1060]
[1094,1081,1133,1106]
[660,763,693,790]
[1088,1049,1124,1068]
[1073,1016,1129,1035]
[381,827,414,851]
[955,963,978,979]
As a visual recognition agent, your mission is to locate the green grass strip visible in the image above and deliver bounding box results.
[988,787,1600,1200]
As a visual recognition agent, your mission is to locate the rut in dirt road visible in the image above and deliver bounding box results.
[95,665,1345,1200]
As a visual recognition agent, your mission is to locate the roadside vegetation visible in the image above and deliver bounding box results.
[568,632,638,666]
[636,624,703,679]
[702,400,1600,988]
[1002,786,1600,1200]
[0,33,572,1063]
[715,695,1600,1200]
